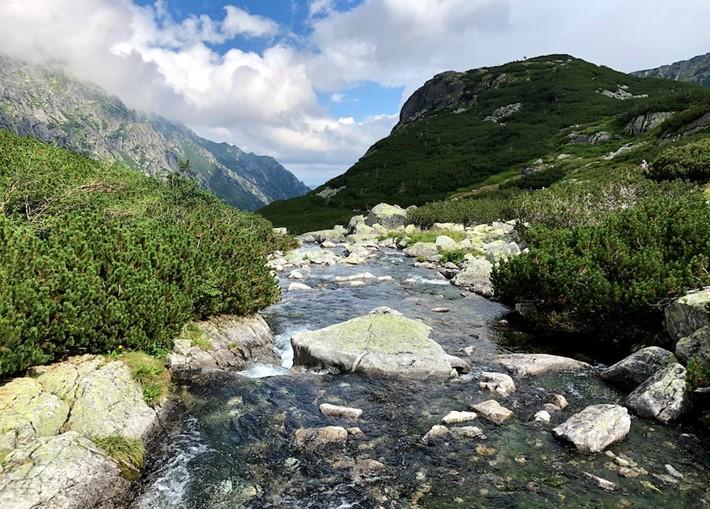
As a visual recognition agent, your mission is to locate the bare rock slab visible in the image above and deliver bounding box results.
[471,400,513,424]
[625,363,688,423]
[492,353,590,376]
[553,404,630,453]
[291,310,458,379]
[319,403,363,420]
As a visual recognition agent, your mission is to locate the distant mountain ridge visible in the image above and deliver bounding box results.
[632,53,710,87]
[260,54,710,233]
[0,54,308,210]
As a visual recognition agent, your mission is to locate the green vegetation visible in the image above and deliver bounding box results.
[648,138,710,183]
[687,357,710,392]
[94,435,145,479]
[0,129,286,377]
[178,321,213,351]
[382,229,467,244]
[492,191,710,338]
[408,191,519,228]
[119,352,170,406]
[261,54,710,233]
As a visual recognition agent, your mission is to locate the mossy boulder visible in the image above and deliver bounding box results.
[676,326,710,373]
[291,309,458,379]
[664,287,710,340]
[625,363,688,423]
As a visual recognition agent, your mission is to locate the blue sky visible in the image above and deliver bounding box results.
[2,0,710,186]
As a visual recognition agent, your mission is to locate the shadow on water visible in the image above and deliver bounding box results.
[131,251,710,508]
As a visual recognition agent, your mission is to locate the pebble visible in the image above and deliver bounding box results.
[431,307,450,313]
[583,472,616,492]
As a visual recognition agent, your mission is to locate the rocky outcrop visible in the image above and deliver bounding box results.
[291,309,459,379]
[394,71,468,130]
[492,353,591,376]
[569,131,615,144]
[168,315,278,372]
[664,287,710,340]
[484,102,522,124]
[553,404,631,453]
[624,111,675,135]
[601,346,677,390]
[0,432,128,509]
[625,364,688,423]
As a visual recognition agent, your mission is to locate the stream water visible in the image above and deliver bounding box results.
[130,249,710,508]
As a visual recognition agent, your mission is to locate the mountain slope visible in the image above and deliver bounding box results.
[0,54,308,210]
[260,54,710,232]
[633,53,710,87]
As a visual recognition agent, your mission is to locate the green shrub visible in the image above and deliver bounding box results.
[0,130,282,377]
[493,192,710,340]
[409,191,519,228]
[119,352,170,406]
[647,138,710,183]
[500,166,565,190]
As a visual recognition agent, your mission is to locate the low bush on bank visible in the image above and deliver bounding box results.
[0,130,283,377]
[647,138,710,183]
[500,166,565,191]
[408,191,519,228]
[492,192,710,339]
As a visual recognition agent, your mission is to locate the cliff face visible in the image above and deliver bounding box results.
[0,54,308,210]
[633,53,710,88]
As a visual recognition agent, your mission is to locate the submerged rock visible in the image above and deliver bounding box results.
[442,411,478,425]
[0,431,127,509]
[664,287,710,340]
[288,282,313,291]
[291,310,459,379]
[625,363,688,423]
[479,372,516,397]
[583,472,616,492]
[422,425,450,444]
[450,426,484,439]
[471,400,513,424]
[319,403,363,420]
[602,346,677,390]
[492,353,590,376]
[553,404,630,453]
[293,426,348,449]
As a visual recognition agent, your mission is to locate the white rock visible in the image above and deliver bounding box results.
[534,410,551,424]
[288,282,313,292]
[625,363,688,424]
[422,425,450,443]
[553,404,630,453]
[319,403,363,420]
[471,400,513,424]
[442,411,478,425]
[288,270,304,280]
[492,353,591,376]
[479,372,516,397]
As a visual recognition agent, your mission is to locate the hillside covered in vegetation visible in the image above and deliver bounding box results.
[260,54,710,233]
[0,129,289,377]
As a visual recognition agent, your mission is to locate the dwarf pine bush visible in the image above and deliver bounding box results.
[0,130,283,377]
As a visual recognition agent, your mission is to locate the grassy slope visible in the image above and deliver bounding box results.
[259,55,710,233]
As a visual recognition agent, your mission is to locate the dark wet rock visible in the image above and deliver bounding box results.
[625,363,688,423]
[492,353,591,376]
[291,310,459,379]
[479,372,516,397]
[351,459,387,484]
[471,400,513,424]
[553,404,630,453]
[602,346,677,390]
[665,287,710,340]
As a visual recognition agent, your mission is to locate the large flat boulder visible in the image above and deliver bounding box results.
[452,258,493,297]
[491,353,591,376]
[601,347,677,390]
[0,431,126,509]
[67,362,156,440]
[625,363,688,423]
[365,203,408,229]
[291,309,458,379]
[553,404,631,453]
[664,287,710,340]
[403,242,438,259]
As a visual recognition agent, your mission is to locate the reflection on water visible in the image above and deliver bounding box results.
[131,251,710,508]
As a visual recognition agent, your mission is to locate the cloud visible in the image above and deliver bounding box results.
[1,0,710,186]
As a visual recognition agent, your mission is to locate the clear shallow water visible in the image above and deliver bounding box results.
[131,251,710,509]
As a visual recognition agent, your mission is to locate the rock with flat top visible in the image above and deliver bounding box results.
[404,242,438,259]
[492,353,590,376]
[452,259,493,297]
[553,404,630,453]
[294,426,348,449]
[291,310,459,379]
[442,411,477,425]
[365,203,408,229]
[471,400,513,424]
